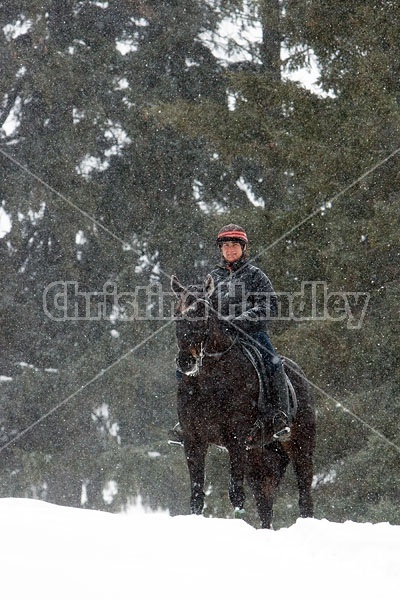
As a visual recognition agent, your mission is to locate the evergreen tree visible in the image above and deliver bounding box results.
[0,0,256,512]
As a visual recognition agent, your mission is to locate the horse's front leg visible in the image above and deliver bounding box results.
[184,439,208,515]
[226,442,246,512]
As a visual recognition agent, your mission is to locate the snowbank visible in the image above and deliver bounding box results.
[1,498,398,599]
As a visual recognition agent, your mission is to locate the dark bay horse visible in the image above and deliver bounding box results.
[171,274,316,528]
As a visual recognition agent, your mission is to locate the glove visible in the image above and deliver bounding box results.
[221,317,236,337]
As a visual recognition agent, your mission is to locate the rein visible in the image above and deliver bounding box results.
[203,334,238,360]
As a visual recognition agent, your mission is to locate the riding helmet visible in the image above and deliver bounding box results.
[217,224,248,248]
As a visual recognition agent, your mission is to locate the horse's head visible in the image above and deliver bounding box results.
[171,274,214,376]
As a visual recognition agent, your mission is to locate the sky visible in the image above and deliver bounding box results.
[1,497,399,600]
[0,206,12,238]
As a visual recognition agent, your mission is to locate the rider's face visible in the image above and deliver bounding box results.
[220,241,244,263]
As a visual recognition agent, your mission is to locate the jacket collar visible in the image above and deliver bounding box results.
[219,255,248,272]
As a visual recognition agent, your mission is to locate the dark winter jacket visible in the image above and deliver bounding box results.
[210,256,278,333]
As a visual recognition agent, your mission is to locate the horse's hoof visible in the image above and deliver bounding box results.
[168,424,184,446]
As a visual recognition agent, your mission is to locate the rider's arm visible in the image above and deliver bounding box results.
[231,268,277,332]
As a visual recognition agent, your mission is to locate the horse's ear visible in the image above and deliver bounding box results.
[171,275,186,297]
[204,274,215,298]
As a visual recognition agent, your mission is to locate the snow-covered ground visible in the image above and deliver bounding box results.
[1,498,398,599]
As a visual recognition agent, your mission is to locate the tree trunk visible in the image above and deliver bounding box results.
[260,0,281,80]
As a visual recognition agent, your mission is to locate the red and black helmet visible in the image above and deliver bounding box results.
[217,224,248,247]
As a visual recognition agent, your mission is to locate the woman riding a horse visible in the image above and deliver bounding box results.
[172,223,291,446]
[211,223,291,444]
[170,225,316,527]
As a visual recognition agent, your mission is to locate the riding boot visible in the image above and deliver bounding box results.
[270,363,291,441]
[245,359,291,449]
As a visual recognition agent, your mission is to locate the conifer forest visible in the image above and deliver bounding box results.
[0,1,399,527]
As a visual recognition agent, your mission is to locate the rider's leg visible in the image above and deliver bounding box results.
[270,362,291,438]
[251,331,291,441]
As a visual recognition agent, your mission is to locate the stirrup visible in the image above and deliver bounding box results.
[272,411,291,442]
[272,426,291,442]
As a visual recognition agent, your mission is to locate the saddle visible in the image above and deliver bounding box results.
[239,340,297,419]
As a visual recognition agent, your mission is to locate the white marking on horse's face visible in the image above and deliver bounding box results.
[181,301,198,316]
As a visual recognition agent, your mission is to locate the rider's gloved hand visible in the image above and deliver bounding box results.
[229,314,256,334]
[221,316,237,337]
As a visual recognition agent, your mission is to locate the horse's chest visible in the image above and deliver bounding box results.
[198,362,258,406]
[206,358,254,386]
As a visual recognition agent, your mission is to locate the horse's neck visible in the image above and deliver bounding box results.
[207,316,233,353]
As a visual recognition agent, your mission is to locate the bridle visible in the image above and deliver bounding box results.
[203,334,238,360]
